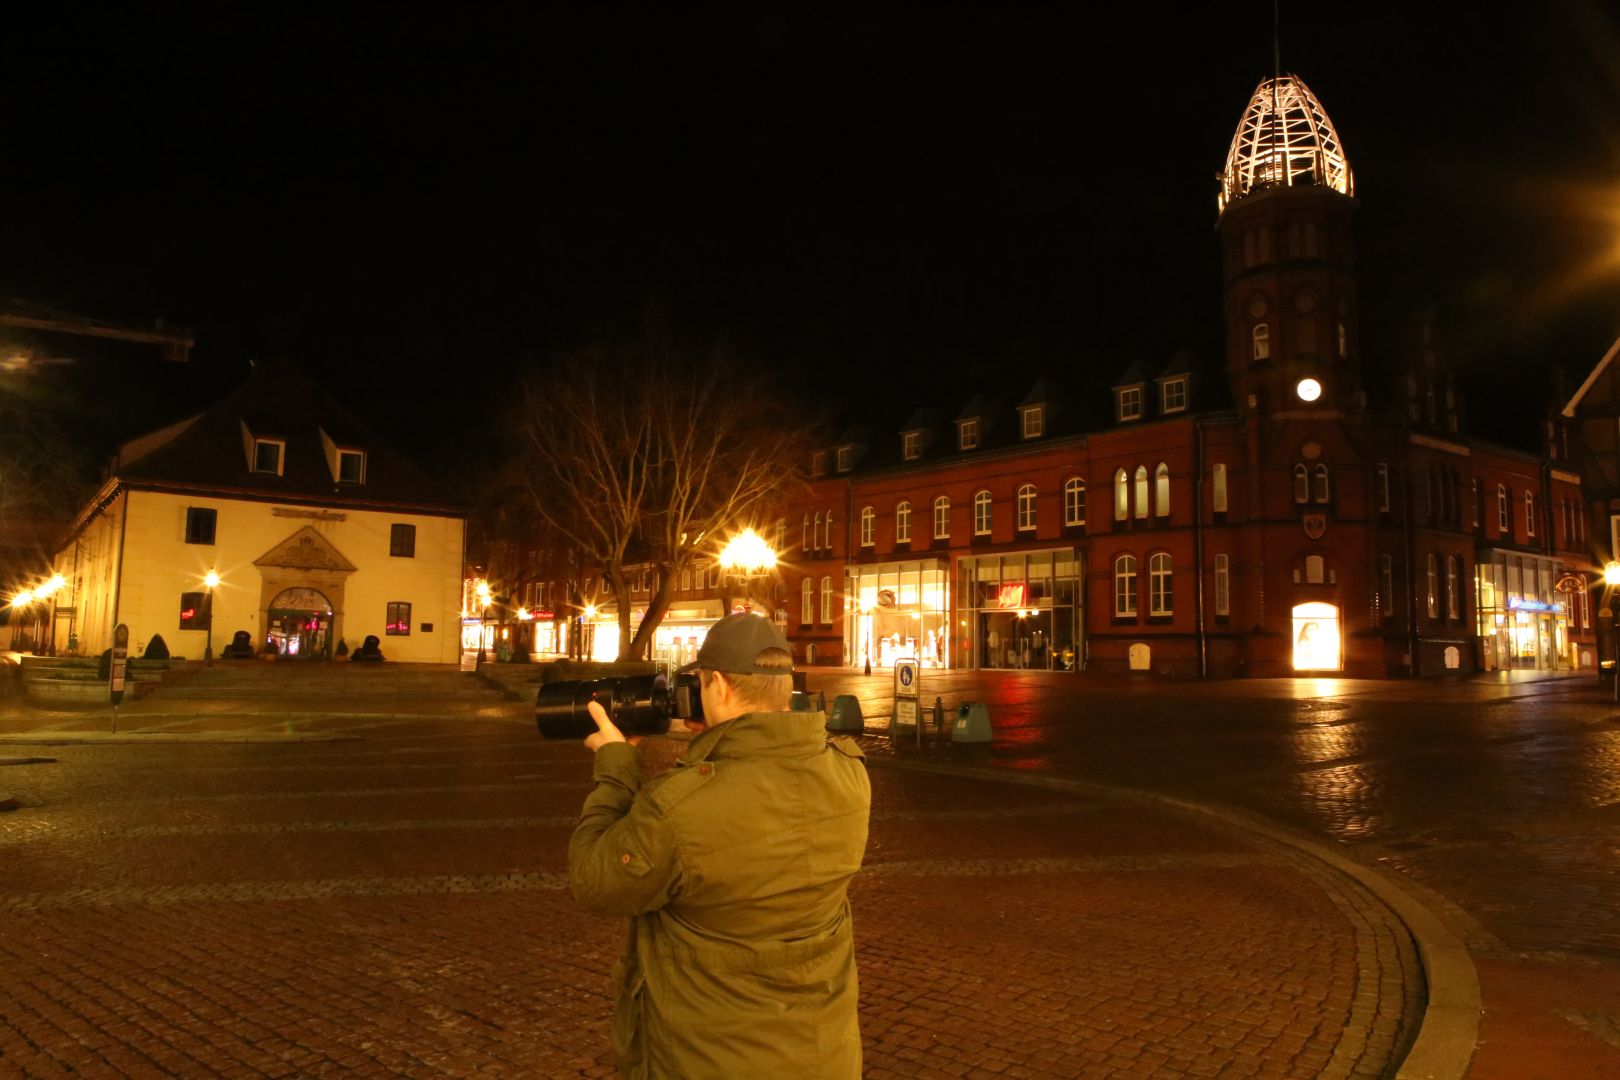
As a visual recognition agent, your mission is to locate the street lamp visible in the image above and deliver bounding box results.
[861,602,873,676]
[1605,563,1620,701]
[718,528,778,613]
[203,569,220,666]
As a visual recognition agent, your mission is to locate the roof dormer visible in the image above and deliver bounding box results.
[1017,380,1051,440]
[320,427,367,485]
[956,395,988,451]
[1155,352,1193,417]
[241,420,286,476]
[898,407,940,463]
[1112,362,1147,424]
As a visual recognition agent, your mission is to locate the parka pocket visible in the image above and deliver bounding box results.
[610,960,649,1076]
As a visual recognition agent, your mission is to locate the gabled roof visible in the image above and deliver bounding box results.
[1112,359,1148,387]
[109,357,461,514]
[1562,332,1620,417]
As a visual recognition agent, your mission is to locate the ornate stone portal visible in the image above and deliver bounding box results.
[253,526,357,657]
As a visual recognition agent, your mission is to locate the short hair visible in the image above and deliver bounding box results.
[701,646,793,711]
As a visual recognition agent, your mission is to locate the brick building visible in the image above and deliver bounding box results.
[779,73,1595,678]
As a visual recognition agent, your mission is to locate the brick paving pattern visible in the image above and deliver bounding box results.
[0,695,1421,1078]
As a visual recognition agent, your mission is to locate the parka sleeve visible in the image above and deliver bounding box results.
[568,743,682,916]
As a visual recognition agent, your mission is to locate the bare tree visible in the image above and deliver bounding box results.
[506,335,807,660]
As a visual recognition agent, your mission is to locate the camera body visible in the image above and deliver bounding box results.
[535,671,703,740]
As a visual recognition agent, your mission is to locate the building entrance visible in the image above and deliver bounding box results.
[1291,601,1342,672]
[267,586,334,658]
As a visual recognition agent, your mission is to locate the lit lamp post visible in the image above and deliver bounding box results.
[204,569,220,666]
[1605,563,1620,702]
[718,528,778,614]
[861,602,873,676]
[475,579,492,665]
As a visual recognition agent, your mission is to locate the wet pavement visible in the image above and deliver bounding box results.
[4,662,1619,1075]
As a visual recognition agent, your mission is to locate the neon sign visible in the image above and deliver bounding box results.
[997,584,1026,609]
[1507,599,1559,614]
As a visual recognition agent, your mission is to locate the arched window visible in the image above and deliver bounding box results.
[1313,464,1330,503]
[1305,555,1324,584]
[1113,554,1138,617]
[860,506,875,547]
[1016,484,1037,531]
[1154,463,1170,517]
[1525,491,1536,537]
[933,496,951,539]
[1212,463,1228,514]
[819,576,833,625]
[1426,554,1439,619]
[1114,469,1128,521]
[973,491,992,536]
[1149,552,1173,615]
[1293,464,1309,504]
[814,511,823,551]
[1252,323,1271,361]
[895,500,912,543]
[825,510,834,550]
[1134,466,1149,519]
[801,514,809,553]
[1497,484,1509,534]
[1446,556,1460,620]
[1064,478,1086,527]
[800,578,813,626]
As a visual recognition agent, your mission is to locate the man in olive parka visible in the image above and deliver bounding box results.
[570,612,872,1079]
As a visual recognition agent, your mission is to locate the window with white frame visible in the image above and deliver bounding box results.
[1294,464,1309,504]
[814,511,823,551]
[1149,552,1173,615]
[836,446,853,473]
[1377,463,1390,513]
[1314,464,1330,503]
[1525,491,1536,537]
[337,449,366,484]
[820,576,833,624]
[973,491,992,535]
[958,419,979,450]
[1426,554,1439,618]
[1214,553,1230,615]
[1117,386,1142,421]
[1160,377,1187,414]
[1114,469,1128,521]
[825,510,834,550]
[860,506,875,547]
[1446,556,1460,620]
[896,501,912,543]
[811,450,828,477]
[933,496,950,539]
[1064,478,1086,526]
[1134,466,1149,519]
[252,438,284,475]
[802,514,809,552]
[1016,484,1037,530]
[1497,484,1509,534]
[1021,406,1044,439]
[1212,463,1228,514]
[1380,555,1394,615]
[1113,554,1138,617]
[902,431,921,461]
[801,578,813,626]
[1154,463,1170,518]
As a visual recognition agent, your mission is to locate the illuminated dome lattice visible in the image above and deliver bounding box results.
[1218,74,1353,214]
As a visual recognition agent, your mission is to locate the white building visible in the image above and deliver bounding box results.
[55,358,465,663]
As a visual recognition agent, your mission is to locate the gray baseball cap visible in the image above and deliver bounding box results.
[684,612,793,675]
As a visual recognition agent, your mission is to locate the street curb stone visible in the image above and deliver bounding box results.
[862,753,1480,1080]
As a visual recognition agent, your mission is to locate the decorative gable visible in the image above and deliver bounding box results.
[253,525,358,572]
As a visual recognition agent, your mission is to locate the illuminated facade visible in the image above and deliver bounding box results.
[781,72,1594,678]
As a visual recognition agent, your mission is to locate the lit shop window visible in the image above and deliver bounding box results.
[1292,602,1341,671]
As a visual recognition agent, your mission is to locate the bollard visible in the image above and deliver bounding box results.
[932,696,945,732]
[827,694,864,733]
[951,702,992,743]
[789,691,818,713]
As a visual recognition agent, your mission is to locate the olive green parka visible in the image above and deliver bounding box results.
[569,711,871,1079]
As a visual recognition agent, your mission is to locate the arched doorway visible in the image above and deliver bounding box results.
[267,587,334,658]
[1291,601,1342,672]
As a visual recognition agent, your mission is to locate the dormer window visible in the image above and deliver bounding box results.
[337,449,366,484]
[1160,377,1187,414]
[1020,406,1044,439]
[836,446,854,473]
[958,418,980,451]
[902,430,921,461]
[1117,386,1143,422]
[253,438,284,476]
[811,450,828,477]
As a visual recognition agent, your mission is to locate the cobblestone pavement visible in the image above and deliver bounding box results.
[0,691,1421,1078]
[809,667,1620,1077]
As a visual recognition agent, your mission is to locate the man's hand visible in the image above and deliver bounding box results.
[584,699,634,752]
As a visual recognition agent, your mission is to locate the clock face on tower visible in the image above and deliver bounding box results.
[1296,378,1323,402]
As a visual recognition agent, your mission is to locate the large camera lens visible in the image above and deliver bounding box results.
[535,675,673,741]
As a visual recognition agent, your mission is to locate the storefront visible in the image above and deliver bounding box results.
[955,549,1083,671]
[845,560,950,670]
[1475,549,1571,671]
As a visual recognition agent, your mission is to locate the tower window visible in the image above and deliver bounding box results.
[1252,324,1270,361]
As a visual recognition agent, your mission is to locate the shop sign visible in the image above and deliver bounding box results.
[1554,574,1585,594]
[876,588,897,609]
[997,584,1027,608]
[1508,598,1558,613]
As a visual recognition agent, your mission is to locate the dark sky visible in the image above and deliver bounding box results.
[6,4,1620,463]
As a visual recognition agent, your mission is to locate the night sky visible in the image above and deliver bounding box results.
[6,4,1620,467]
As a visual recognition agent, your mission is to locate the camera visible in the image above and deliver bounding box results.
[535,671,703,740]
